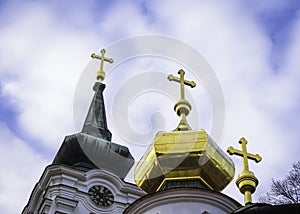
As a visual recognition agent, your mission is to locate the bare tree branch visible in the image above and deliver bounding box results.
[259,161,300,205]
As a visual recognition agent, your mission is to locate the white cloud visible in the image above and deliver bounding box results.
[0,1,103,150]
[0,0,300,209]
[0,123,47,214]
[142,0,300,202]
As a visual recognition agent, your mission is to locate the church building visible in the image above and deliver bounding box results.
[22,49,299,214]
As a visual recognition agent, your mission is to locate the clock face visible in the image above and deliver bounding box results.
[88,185,114,207]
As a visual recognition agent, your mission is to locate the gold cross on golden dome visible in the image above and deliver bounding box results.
[167,69,196,131]
[91,49,114,82]
[227,138,262,205]
[168,69,196,100]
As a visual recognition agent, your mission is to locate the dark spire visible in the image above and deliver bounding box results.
[52,81,135,176]
[82,82,112,141]
[53,50,134,178]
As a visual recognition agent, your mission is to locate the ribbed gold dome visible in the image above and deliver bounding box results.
[134,129,235,193]
[134,69,235,193]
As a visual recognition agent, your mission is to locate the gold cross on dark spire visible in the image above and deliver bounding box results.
[168,69,196,100]
[168,69,196,131]
[227,138,262,205]
[91,49,114,82]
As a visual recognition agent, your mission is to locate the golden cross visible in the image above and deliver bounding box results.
[168,69,196,100]
[91,49,114,82]
[227,137,262,204]
[227,138,262,172]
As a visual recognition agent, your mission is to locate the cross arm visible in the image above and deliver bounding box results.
[91,53,99,59]
[227,146,262,163]
[227,146,242,156]
[167,74,196,88]
[91,53,114,63]
[249,153,262,163]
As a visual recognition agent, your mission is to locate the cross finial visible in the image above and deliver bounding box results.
[91,49,114,82]
[167,69,196,131]
[227,137,262,205]
[168,69,196,100]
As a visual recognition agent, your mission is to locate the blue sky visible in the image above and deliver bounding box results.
[1,0,300,213]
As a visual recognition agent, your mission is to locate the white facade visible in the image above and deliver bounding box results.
[22,165,144,214]
[124,188,241,214]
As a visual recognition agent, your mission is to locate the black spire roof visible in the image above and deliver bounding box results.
[53,82,134,178]
[82,82,112,141]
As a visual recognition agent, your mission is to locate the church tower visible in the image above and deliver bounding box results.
[126,69,241,213]
[23,48,300,214]
[22,49,144,214]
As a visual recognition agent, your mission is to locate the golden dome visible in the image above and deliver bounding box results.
[134,70,235,193]
[134,129,235,193]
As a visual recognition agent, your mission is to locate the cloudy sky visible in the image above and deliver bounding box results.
[1,0,300,213]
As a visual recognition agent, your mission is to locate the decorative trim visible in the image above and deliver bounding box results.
[124,188,241,214]
[38,198,52,214]
[55,196,78,212]
[23,165,144,214]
